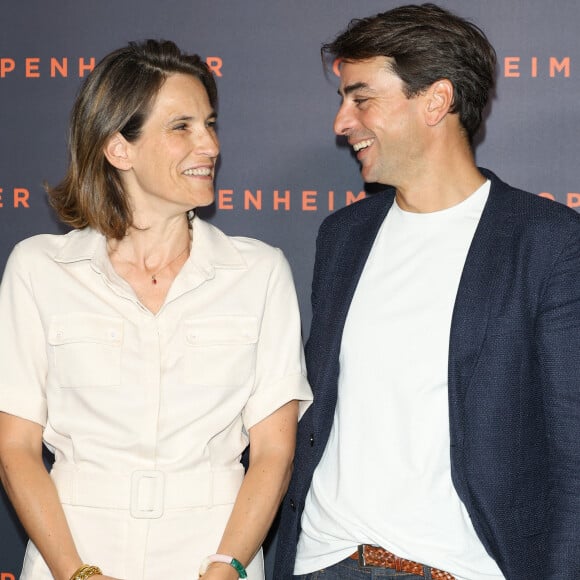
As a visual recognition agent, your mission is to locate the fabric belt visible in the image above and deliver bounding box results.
[51,464,244,519]
[350,545,455,580]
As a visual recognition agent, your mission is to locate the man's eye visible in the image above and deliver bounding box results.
[173,124,187,131]
[353,98,368,106]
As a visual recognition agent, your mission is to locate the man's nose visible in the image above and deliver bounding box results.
[333,102,352,136]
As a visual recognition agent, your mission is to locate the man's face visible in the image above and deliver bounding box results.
[334,56,426,186]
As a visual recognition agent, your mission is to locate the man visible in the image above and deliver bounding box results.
[275,4,580,580]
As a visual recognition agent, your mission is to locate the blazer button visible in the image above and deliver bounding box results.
[289,499,296,511]
[309,434,314,447]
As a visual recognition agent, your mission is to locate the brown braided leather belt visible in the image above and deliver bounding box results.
[349,545,455,579]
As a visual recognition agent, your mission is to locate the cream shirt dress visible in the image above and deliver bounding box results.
[0,217,312,579]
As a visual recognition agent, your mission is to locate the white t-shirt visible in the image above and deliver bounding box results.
[295,181,504,580]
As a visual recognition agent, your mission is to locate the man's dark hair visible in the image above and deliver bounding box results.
[322,3,496,141]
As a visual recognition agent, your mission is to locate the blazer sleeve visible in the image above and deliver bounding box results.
[536,225,580,577]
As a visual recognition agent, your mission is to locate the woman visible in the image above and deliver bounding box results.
[0,40,312,580]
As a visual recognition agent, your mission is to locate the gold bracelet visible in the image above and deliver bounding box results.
[69,564,102,580]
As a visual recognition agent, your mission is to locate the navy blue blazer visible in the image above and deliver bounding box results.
[275,170,580,579]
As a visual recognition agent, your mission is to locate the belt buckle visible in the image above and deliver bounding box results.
[130,469,165,519]
[357,545,368,566]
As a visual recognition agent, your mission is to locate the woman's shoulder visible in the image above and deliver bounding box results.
[225,235,289,278]
[228,234,280,257]
[195,218,284,266]
[9,229,88,266]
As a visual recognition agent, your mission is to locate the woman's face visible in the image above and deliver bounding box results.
[121,73,219,218]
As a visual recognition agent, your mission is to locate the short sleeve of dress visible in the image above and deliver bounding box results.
[0,243,48,426]
[242,248,312,430]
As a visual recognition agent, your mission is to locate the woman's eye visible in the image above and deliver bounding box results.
[173,124,187,131]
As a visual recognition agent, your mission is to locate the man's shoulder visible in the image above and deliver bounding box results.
[319,187,395,234]
[485,168,580,228]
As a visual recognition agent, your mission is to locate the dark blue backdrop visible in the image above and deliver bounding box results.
[1,1,579,578]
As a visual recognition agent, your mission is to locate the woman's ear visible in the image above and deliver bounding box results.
[103,133,132,170]
[425,78,454,127]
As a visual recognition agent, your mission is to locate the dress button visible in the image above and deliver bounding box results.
[289,499,296,511]
[309,434,315,447]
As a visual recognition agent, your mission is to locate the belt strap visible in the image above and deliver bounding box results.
[51,464,244,518]
[350,545,455,580]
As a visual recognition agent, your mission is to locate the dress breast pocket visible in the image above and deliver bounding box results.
[183,315,259,388]
[48,314,123,388]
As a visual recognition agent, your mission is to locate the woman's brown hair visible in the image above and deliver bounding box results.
[47,39,217,239]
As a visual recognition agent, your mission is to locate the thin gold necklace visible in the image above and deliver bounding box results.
[150,245,189,285]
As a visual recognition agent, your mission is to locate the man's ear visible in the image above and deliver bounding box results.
[103,133,132,170]
[425,79,454,126]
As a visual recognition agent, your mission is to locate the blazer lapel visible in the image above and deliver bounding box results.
[307,190,394,412]
[331,192,395,332]
[448,173,514,445]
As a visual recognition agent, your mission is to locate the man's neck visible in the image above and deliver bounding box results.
[394,145,485,213]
